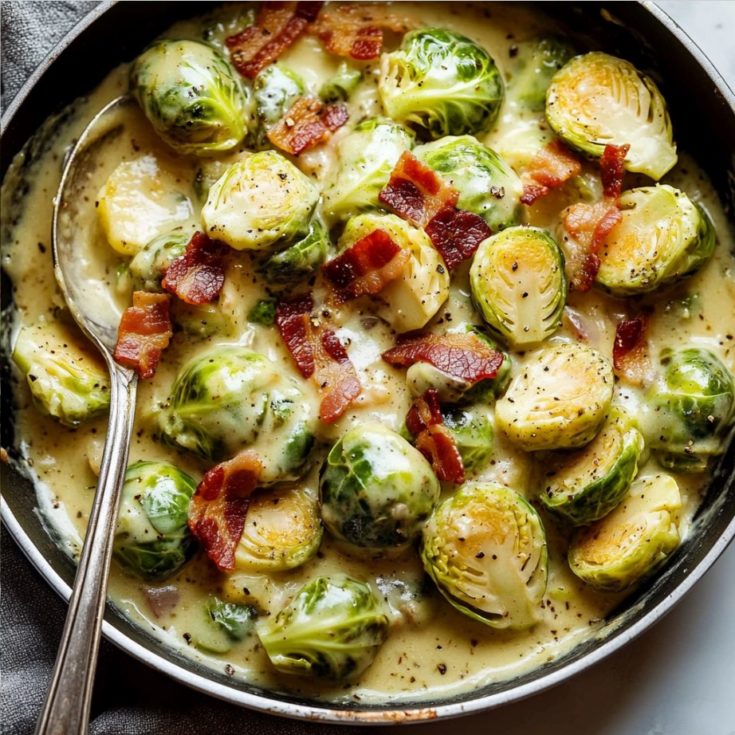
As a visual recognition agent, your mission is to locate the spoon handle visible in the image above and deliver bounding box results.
[34,364,138,735]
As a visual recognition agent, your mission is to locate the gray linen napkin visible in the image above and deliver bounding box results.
[0,3,368,733]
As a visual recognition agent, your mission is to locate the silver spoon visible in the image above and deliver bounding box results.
[35,95,139,735]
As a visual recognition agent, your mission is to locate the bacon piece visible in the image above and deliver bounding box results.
[113,292,172,379]
[311,3,409,60]
[188,451,263,572]
[521,140,582,205]
[416,425,465,484]
[322,229,410,299]
[600,143,630,199]
[613,315,650,386]
[161,232,228,305]
[275,295,361,422]
[405,388,443,436]
[226,2,322,79]
[267,96,348,155]
[382,332,504,384]
[379,151,459,228]
[425,206,492,271]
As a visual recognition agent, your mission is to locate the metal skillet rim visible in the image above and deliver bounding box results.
[2,0,734,725]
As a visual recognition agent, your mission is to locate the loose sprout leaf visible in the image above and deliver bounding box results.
[206,597,256,640]
[441,404,494,474]
[131,40,250,156]
[421,484,548,629]
[470,226,567,348]
[319,62,362,103]
[247,298,277,326]
[257,576,389,679]
[188,451,263,572]
[162,232,229,305]
[320,422,440,552]
[546,51,677,179]
[113,291,172,379]
[496,342,614,451]
[568,473,681,591]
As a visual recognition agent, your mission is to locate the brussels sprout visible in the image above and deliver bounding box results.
[320,62,362,103]
[421,484,548,629]
[496,342,614,452]
[234,485,322,572]
[98,155,194,256]
[257,576,389,679]
[644,348,735,472]
[130,39,249,156]
[193,151,250,203]
[247,297,277,326]
[202,151,319,251]
[323,118,415,223]
[113,461,196,580]
[509,37,575,111]
[539,410,645,525]
[379,28,504,140]
[128,231,189,292]
[320,423,441,553]
[254,63,304,127]
[337,213,449,332]
[442,404,494,474]
[187,597,256,654]
[545,52,677,180]
[171,300,236,339]
[595,185,716,295]
[258,216,330,287]
[568,473,681,591]
[158,346,317,482]
[470,226,567,349]
[12,323,110,427]
[414,136,523,232]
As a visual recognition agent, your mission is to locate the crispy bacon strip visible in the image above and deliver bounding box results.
[113,292,172,379]
[600,143,630,199]
[379,151,459,228]
[225,1,322,79]
[322,229,410,299]
[267,96,348,155]
[188,451,263,572]
[425,206,492,271]
[613,315,650,386]
[311,3,409,60]
[405,390,464,483]
[521,140,582,205]
[382,333,504,384]
[162,232,228,305]
[275,295,361,422]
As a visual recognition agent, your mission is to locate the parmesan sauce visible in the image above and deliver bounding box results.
[3,1,735,705]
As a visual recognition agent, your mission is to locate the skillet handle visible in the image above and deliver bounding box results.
[34,364,138,735]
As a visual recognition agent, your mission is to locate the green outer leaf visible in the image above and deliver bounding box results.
[206,596,256,640]
[442,404,494,473]
[256,576,389,679]
[129,230,189,292]
[539,411,644,525]
[320,62,362,103]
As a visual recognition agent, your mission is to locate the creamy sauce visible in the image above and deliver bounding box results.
[3,1,735,706]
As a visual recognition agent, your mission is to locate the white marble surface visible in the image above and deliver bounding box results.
[377,3,735,734]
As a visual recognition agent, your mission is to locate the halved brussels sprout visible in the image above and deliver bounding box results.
[442,404,494,474]
[202,150,319,251]
[234,485,322,572]
[595,185,716,295]
[97,155,194,256]
[509,37,575,111]
[414,135,523,232]
[539,410,645,525]
[258,216,330,287]
[470,226,567,349]
[12,323,110,427]
[568,473,681,591]
[158,346,317,483]
[546,52,676,180]
[130,39,249,156]
[644,348,735,472]
[379,28,504,140]
[257,576,389,679]
[113,461,197,580]
[496,342,614,451]
[128,230,189,292]
[322,118,415,224]
[320,62,362,103]
[338,212,450,332]
[421,484,547,629]
[320,423,441,553]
